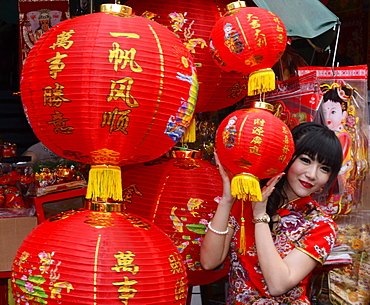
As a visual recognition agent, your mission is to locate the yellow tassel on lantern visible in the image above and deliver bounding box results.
[231,173,262,202]
[247,68,276,96]
[239,203,247,255]
[86,165,123,201]
[181,117,197,143]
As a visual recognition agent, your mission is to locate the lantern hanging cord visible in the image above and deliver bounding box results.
[86,165,123,202]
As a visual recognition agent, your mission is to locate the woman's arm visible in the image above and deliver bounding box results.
[252,175,318,296]
[200,152,235,270]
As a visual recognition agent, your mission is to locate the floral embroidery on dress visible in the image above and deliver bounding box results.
[226,196,336,304]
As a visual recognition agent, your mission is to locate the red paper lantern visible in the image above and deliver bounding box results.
[209,1,287,96]
[12,205,188,304]
[125,0,248,113]
[215,102,294,201]
[121,150,228,286]
[20,5,198,201]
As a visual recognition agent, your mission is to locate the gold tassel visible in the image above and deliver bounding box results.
[86,165,123,201]
[181,117,196,143]
[231,173,262,202]
[239,201,247,255]
[248,68,276,96]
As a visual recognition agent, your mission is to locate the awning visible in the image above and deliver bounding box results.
[253,0,340,49]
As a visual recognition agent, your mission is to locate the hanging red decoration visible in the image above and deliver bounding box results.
[125,0,248,113]
[209,1,287,96]
[215,102,294,202]
[12,204,188,304]
[121,149,229,286]
[20,4,198,202]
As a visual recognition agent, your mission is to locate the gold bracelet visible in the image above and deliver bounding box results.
[252,213,270,224]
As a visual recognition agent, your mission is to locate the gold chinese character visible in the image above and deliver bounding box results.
[281,144,291,155]
[112,276,138,305]
[109,42,142,73]
[107,78,138,108]
[102,107,131,134]
[43,83,71,107]
[252,126,264,136]
[124,214,151,230]
[276,25,284,33]
[277,33,285,43]
[283,134,290,144]
[50,30,76,50]
[168,253,184,274]
[255,31,267,47]
[84,212,115,228]
[227,81,247,99]
[46,52,68,79]
[47,110,74,134]
[250,136,263,145]
[122,183,142,204]
[278,154,287,163]
[253,118,265,126]
[174,277,187,301]
[111,251,139,275]
[249,145,262,156]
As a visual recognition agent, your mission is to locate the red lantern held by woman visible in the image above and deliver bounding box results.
[215,102,294,202]
[20,4,198,202]
[209,1,287,96]
[121,149,229,286]
[12,203,188,304]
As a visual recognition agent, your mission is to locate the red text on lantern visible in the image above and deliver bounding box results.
[50,30,76,50]
[46,51,68,79]
[43,83,71,107]
[122,183,142,204]
[107,78,139,107]
[47,110,74,134]
[101,107,131,134]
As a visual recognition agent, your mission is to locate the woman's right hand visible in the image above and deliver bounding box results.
[214,151,235,205]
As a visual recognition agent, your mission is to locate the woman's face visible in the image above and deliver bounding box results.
[284,154,331,201]
[322,99,346,130]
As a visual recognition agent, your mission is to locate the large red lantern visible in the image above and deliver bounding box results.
[12,204,188,304]
[209,1,287,96]
[125,0,248,113]
[20,5,198,201]
[215,102,294,202]
[121,150,229,286]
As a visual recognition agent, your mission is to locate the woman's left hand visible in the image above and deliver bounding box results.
[251,172,285,218]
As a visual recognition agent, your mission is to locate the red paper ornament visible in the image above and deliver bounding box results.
[12,205,188,304]
[125,0,248,113]
[121,150,228,286]
[20,5,198,201]
[209,1,287,96]
[215,102,294,202]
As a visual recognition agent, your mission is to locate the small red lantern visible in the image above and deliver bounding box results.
[215,102,294,202]
[125,0,248,113]
[20,4,198,201]
[12,204,188,304]
[121,150,229,286]
[209,1,287,96]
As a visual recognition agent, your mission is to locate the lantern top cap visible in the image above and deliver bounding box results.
[226,1,247,11]
[248,101,275,113]
[100,3,133,15]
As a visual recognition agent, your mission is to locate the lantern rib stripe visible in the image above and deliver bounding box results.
[134,24,164,150]
[235,16,250,50]
[238,114,250,148]
[93,234,102,303]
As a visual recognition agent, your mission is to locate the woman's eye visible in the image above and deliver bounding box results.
[321,166,331,173]
[300,157,310,164]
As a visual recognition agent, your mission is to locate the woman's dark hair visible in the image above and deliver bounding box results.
[264,122,343,224]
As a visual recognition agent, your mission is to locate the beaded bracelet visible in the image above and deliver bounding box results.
[207,221,229,235]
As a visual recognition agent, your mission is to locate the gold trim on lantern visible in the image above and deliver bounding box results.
[166,149,202,159]
[100,3,133,15]
[85,200,125,212]
[226,1,247,11]
[234,172,260,181]
[250,101,275,113]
